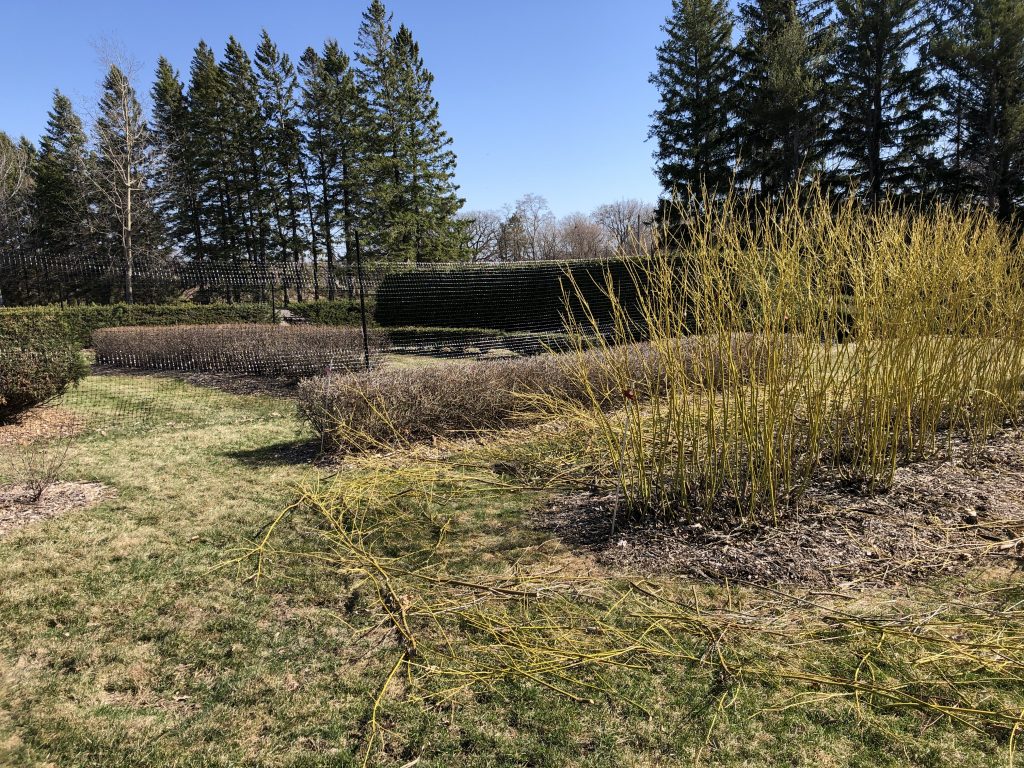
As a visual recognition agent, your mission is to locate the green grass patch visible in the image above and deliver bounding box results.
[0,377,1019,767]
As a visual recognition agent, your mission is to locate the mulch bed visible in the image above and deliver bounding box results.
[539,430,1024,588]
[0,481,114,537]
[0,406,83,448]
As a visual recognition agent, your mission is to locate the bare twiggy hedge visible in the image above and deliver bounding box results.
[298,336,767,451]
[93,323,388,378]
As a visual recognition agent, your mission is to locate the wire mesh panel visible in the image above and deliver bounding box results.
[1,254,641,434]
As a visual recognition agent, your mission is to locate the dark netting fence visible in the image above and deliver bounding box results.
[1,255,645,435]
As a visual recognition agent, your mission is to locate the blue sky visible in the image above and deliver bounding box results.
[0,0,671,217]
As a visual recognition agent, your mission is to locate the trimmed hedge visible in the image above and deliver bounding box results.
[288,299,371,327]
[0,326,87,423]
[373,259,646,331]
[0,303,274,347]
[93,323,389,379]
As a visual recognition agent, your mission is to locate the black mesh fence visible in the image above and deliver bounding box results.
[1,255,641,435]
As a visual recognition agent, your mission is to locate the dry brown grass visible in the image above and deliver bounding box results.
[93,323,388,378]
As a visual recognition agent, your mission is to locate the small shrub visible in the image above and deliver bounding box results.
[92,323,388,379]
[18,429,74,502]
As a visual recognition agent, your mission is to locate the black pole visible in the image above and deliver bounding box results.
[354,230,371,371]
[270,267,277,323]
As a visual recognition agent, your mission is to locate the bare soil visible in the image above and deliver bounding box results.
[540,430,1024,588]
[0,481,114,537]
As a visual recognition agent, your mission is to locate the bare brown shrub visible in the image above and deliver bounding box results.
[93,323,388,379]
[17,428,74,503]
[298,336,766,451]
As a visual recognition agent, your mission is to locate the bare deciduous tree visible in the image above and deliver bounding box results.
[593,199,654,253]
[557,212,610,260]
[460,210,504,262]
[510,194,557,261]
[91,61,151,304]
[461,196,655,263]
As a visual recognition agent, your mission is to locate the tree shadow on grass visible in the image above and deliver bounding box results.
[224,438,325,467]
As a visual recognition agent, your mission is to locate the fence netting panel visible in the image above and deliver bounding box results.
[1,257,641,433]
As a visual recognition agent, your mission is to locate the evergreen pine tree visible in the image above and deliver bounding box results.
[325,41,370,277]
[298,46,334,296]
[152,57,206,260]
[933,0,1024,217]
[390,24,466,262]
[829,0,940,200]
[0,134,37,304]
[649,0,739,197]
[187,42,235,266]
[300,42,366,296]
[33,90,92,286]
[736,0,834,196]
[354,0,401,260]
[255,29,307,285]
[221,37,269,270]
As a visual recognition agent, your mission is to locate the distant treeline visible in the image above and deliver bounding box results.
[0,0,465,307]
[650,0,1024,217]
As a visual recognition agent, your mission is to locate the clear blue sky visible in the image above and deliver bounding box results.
[0,0,671,217]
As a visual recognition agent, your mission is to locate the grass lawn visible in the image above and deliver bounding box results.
[0,375,1021,767]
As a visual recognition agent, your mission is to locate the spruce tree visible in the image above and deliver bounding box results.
[354,3,465,262]
[33,91,91,284]
[255,29,307,285]
[830,0,940,200]
[152,57,206,260]
[390,24,466,262]
[354,0,401,260]
[736,0,834,196]
[649,0,739,197]
[933,0,1024,217]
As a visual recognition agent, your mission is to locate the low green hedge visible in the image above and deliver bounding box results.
[288,299,372,327]
[373,259,646,331]
[0,303,274,347]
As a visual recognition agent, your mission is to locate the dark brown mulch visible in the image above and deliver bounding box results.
[0,481,114,537]
[92,365,300,398]
[539,431,1024,588]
